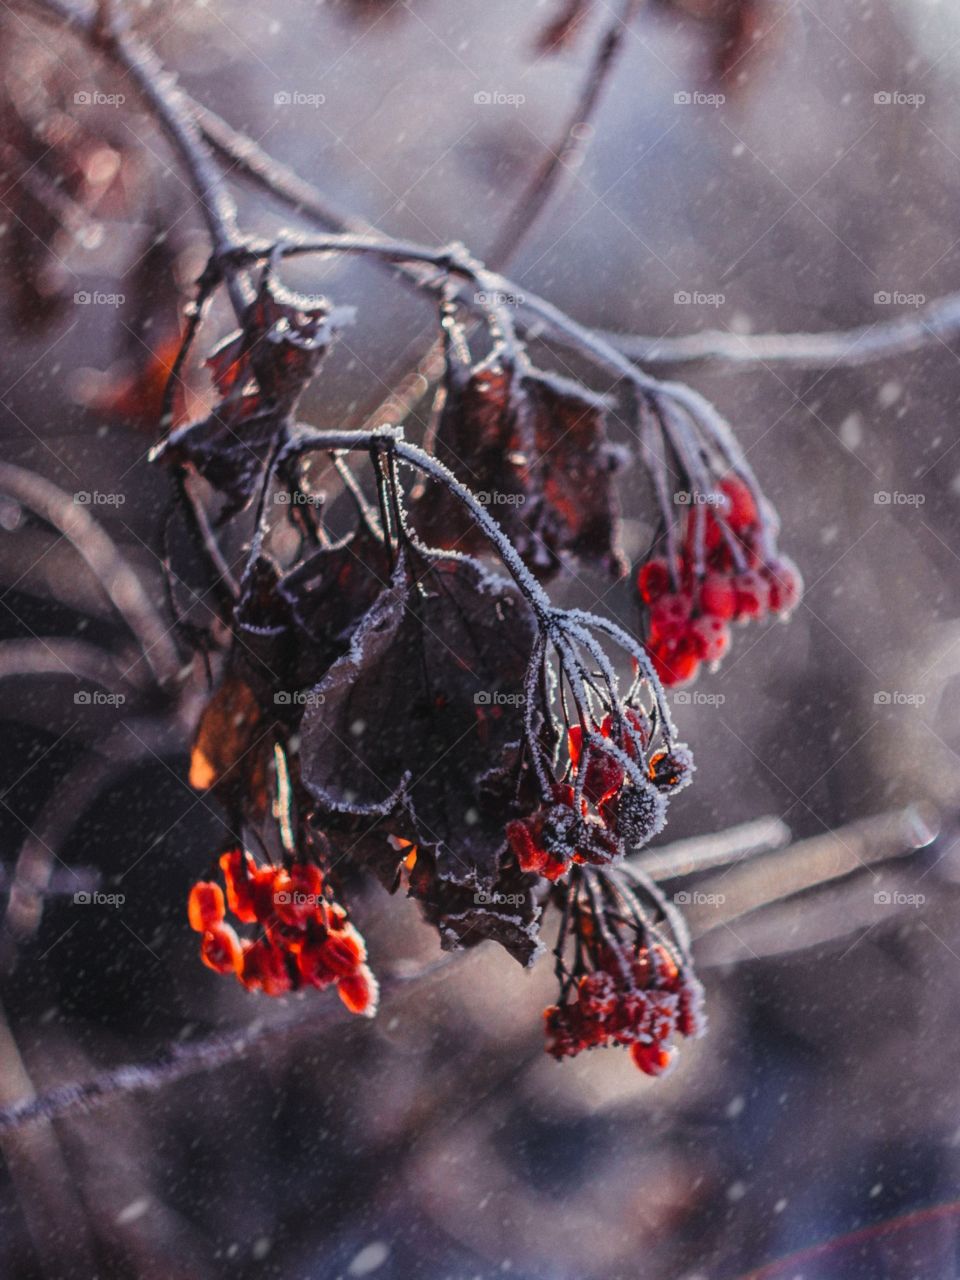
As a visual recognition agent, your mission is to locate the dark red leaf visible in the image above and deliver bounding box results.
[411,342,627,580]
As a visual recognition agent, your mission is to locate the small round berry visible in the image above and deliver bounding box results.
[579,971,618,1020]
[338,964,379,1017]
[200,922,242,975]
[296,938,338,990]
[648,635,701,687]
[652,944,680,989]
[188,881,225,933]
[677,981,707,1039]
[623,707,652,755]
[636,558,674,604]
[273,863,325,928]
[733,570,770,621]
[318,923,366,977]
[240,939,292,996]
[219,848,259,923]
[582,748,625,805]
[718,474,758,532]
[648,593,693,642]
[648,746,695,793]
[689,615,731,664]
[630,1040,675,1076]
[699,573,737,620]
[766,556,803,615]
[602,784,667,848]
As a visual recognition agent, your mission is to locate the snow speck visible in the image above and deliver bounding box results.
[725,1094,746,1119]
[729,312,753,335]
[348,1242,390,1276]
[839,412,863,449]
[774,1198,788,1213]
[727,1180,747,1202]
[115,1197,149,1226]
[878,381,902,408]
[869,1182,883,1198]
[252,1238,271,1261]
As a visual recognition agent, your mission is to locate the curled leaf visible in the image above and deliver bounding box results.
[154,274,348,517]
[300,549,544,959]
[412,340,627,579]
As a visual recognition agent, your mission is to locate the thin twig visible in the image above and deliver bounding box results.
[634,815,792,880]
[487,0,640,267]
[681,802,939,939]
[598,294,960,368]
[354,0,633,432]
[0,713,193,956]
[21,0,250,315]
[0,955,458,1135]
[0,637,141,694]
[0,463,181,686]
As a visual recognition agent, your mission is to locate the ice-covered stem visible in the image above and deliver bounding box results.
[598,293,960,369]
[186,107,960,375]
[227,234,754,482]
[186,110,960,376]
[283,425,556,621]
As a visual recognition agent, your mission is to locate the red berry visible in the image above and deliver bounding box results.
[689,615,730,664]
[273,863,325,928]
[240,939,292,996]
[623,707,651,755]
[699,573,737,620]
[648,634,700,687]
[766,556,802,615]
[338,964,379,1017]
[579,971,618,1019]
[652,944,680,989]
[187,880,225,932]
[324,901,349,932]
[318,923,366,977]
[636,558,673,605]
[647,747,695,792]
[630,1040,675,1076]
[677,984,705,1039]
[718,474,758,532]
[251,866,284,924]
[648,593,693,642]
[733,570,769,621]
[583,749,625,805]
[219,848,258,924]
[296,938,338,990]
[200,922,242,975]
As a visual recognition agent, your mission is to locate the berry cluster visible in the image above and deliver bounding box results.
[187,849,378,1016]
[545,940,704,1076]
[505,711,692,882]
[638,474,802,687]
